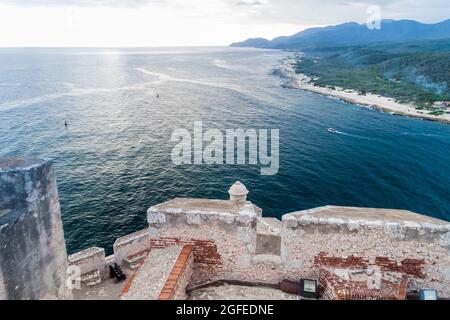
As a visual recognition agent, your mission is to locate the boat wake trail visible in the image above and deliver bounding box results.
[329,128,372,140]
[401,132,446,139]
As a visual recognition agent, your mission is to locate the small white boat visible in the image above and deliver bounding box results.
[327,128,337,133]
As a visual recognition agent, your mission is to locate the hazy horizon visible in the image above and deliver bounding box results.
[0,0,449,47]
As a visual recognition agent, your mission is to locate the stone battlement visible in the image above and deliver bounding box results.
[283,206,450,242]
[67,197,450,299]
[2,158,449,300]
[68,197,450,299]
[147,198,262,228]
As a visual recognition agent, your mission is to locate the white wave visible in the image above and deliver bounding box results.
[136,67,258,98]
[212,59,233,70]
[0,83,155,112]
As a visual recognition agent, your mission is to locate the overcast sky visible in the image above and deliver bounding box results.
[0,0,448,47]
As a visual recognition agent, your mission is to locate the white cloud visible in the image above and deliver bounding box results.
[234,0,264,6]
[0,0,161,7]
[232,0,450,26]
[0,0,448,46]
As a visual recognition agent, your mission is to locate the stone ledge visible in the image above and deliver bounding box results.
[147,198,259,228]
[0,157,51,173]
[282,206,450,236]
[68,247,105,264]
[68,247,106,279]
[114,229,149,247]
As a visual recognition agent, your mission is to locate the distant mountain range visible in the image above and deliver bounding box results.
[230,19,450,49]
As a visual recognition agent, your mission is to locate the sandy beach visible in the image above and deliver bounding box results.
[275,58,450,124]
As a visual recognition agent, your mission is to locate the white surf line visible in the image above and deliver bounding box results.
[136,67,234,88]
[135,67,262,100]
[211,59,243,71]
[0,83,155,112]
[212,59,229,69]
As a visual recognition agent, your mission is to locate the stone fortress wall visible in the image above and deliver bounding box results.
[70,182,450,299]
[146,199,450,297]
[1,158,449,299]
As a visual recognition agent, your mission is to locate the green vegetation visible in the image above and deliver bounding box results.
[294,40,450,107]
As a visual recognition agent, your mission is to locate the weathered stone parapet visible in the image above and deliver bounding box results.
[282,206,450,240]
[68,247,106,278]
[113,229,150,266]
[0,157,71,300]
[147,198,260,230]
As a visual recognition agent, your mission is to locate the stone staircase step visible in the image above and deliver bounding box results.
[124,250,149,270]
[128,261,141,270]
[81,269,101,287]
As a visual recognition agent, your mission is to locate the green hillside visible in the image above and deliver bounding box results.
[294,40,450,110]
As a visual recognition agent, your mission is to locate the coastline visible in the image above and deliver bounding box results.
[275,58,450,125]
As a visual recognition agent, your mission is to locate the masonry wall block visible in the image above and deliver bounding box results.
[68,247,106,278]
[0,158,71,300]
[113,229,150,266]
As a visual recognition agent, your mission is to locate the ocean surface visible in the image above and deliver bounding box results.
[1,47,449,254]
